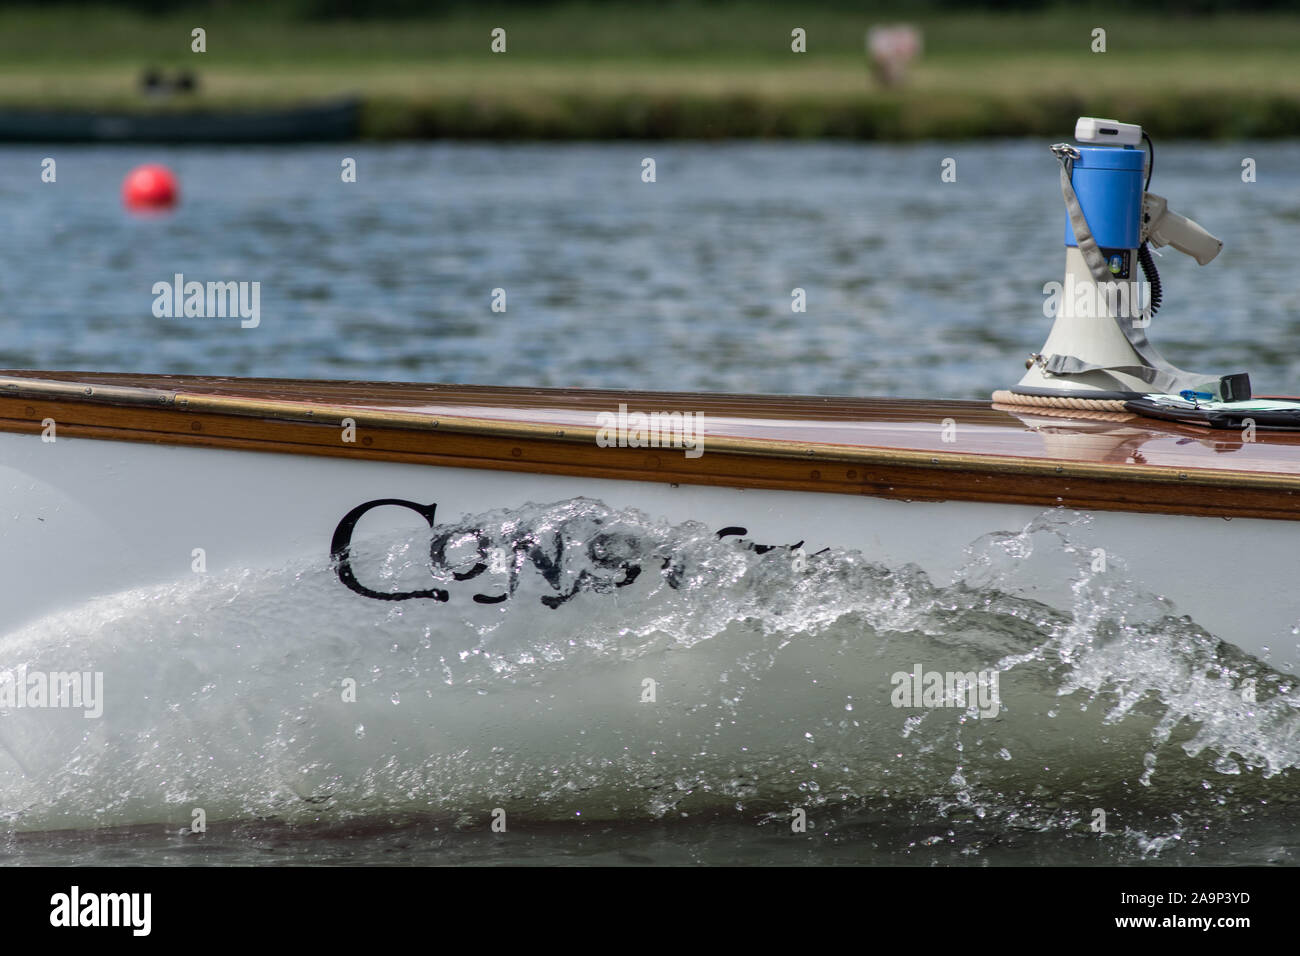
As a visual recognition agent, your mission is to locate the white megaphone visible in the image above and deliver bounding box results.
[1009,117,1248,404]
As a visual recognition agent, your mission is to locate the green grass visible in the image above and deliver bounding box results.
[3,3,1300,138]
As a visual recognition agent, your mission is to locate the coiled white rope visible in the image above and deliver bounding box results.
[990,389,1130,413]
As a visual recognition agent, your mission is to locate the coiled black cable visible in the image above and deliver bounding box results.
[1138,132,1160,317]
[1138,242,1163,318]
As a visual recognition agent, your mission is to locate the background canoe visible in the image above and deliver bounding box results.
[0,98,360,143]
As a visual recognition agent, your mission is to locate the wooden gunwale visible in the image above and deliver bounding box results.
[2,371,1300,521]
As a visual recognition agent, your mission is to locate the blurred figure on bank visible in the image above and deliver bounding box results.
[866,24,922,87]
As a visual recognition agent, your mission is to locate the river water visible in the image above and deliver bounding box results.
[5,140,1300,397]
[1,141,1299,865]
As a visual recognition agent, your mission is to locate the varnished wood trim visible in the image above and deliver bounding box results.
[4,374,1300,492]
[1,393,1297,521]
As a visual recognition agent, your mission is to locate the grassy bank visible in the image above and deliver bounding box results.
[3,3,1300,139]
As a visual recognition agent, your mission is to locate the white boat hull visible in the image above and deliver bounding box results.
[4,428,1298,831]
[3,431,1296,677]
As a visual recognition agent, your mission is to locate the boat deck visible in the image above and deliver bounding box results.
[3,370,1300,520]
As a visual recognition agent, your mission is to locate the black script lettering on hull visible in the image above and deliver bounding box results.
[330,498,449,602]
[331,500,811,608]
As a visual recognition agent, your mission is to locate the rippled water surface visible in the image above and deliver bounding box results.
[2,142,1300,865]
[4,141,1299,396]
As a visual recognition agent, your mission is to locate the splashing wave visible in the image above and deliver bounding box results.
[1,498,1297,838]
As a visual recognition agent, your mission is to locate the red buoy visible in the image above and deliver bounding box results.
[122,164,178,210]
